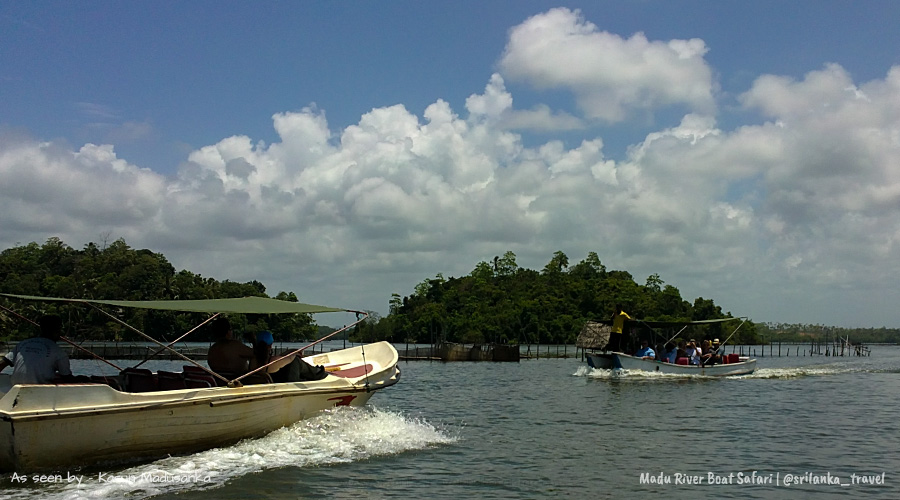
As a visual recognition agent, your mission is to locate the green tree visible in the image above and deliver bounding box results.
[0,238,320,342]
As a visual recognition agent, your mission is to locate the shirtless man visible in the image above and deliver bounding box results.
[207,317,253,375]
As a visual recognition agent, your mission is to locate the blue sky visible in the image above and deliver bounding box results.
[2,2,900,327]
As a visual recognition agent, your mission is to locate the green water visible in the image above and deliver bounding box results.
[2,346,899,499]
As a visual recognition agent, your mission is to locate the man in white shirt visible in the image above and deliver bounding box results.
[0,315,73,384]
[685,340,702,365]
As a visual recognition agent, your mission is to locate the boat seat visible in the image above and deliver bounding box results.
[121,367,157,393]
[182,365,220,387]
[157,370,187,390]
[241,372,274,385]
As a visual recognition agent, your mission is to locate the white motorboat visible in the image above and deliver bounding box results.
[0,294,401,472]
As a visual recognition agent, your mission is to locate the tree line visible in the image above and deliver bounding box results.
[0,238,317,343]
[8,239,891,347]
[757,323,900,344]
[352,250,763,346]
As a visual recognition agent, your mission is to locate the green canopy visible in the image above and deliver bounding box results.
[0,293,346,314]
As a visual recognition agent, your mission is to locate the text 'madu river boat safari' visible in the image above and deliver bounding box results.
[0,293,401,472]
[577,317,756,376]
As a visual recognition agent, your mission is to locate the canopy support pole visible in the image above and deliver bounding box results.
[84,302,230,385]
[232,310,369,386]
[665,325,689,345]
[133,313,220,368]
[0,302,123,371]
[717,318,747,351]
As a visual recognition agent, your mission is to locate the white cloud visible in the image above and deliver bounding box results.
[499,7,717,122]
[2,11,900,328]
[466,73,584,131]
[502,104,585,131]
[0,139,165,236]
[465,73,513,118]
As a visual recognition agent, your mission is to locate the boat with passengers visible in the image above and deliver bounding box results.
[578,317,756,376]
[0,293,400,472]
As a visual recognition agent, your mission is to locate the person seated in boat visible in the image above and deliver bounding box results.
[662,342,677,363]
[633,340,655,360]
[699,340,715,366]
[702,339,723,366]
[249,331,327,383]
[675,340,688,360]
[207,317,254,376]
[0,314,76,384]
[654,343,666,362]
[685,340,701,365]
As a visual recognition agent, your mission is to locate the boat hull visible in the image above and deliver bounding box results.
[0,342,400,472]
[586,352,756,376]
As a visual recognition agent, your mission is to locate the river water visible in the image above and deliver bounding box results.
[2,345,899,499]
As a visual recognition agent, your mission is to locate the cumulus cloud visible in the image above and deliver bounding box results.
[732,65,900,291]
[0,138,165,238]
[499,7,717,122]
[2,10,900,327]
[466,74,584,131]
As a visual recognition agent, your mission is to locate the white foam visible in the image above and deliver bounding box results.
[736,365,867,379]
[2,406,455,500]
[573,365,708,379]
[575,363,884,380]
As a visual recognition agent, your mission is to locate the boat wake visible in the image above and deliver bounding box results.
[575,364,899,380]
[0,406,455,500]
[737,365,899,379]
[573,366,711,380]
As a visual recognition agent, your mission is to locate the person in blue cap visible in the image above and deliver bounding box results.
[250,330,327,383]
[257,330,275,346]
